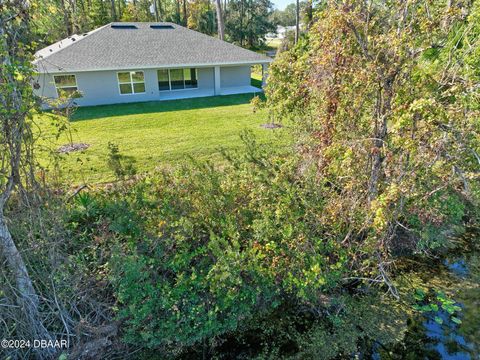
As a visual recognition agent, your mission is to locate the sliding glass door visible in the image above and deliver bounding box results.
[157,68,198,91]
[169,69,184,90]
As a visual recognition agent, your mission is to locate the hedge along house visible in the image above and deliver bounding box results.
[33,22,272,107]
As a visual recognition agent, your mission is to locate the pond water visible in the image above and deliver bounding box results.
[371,232,480,359]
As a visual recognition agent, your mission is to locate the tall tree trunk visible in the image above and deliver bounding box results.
[182,0,187,26]
[176,0,181,23]
[60,0,72,36]
[154,0,160,21]
[111,0,117,21]
[78,0,86,32]
[118,0,122,20]
[240,0,245,46]
[69,0,78,34]
[0,215,54,349]
[215,0,225,40]
[295,0,300,43]
[158,0,163,20]
[368,77,395,200]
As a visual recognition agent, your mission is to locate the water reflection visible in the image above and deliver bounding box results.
[444,259,469,278]
[374,256,479,360]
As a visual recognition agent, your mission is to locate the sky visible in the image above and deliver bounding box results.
[272,0,295,10]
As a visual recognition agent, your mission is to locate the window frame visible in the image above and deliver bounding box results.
[157,68,198,92]
[53,74,78,97]
[117,71,146,96]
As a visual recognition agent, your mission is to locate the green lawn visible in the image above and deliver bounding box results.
[37,93,287,184]
[265,38,282,49]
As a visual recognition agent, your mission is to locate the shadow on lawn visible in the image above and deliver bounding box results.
[71,93,263,121]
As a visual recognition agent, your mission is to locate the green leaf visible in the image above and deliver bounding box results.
[421,305,432,312]
[436,291,446,301]
[414,289,426,301]
[451,317,462,325]
[434,316,443,325]
[444,305,455,314]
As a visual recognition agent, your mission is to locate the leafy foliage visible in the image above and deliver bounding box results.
[105,133,348,350]
[30,0,279,51]
[225,0,276,48]
[5,1,478,359]
[106,142,137,181]
[58,133,415,357]
[265,0,480,260]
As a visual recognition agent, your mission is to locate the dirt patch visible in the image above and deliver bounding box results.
[260,123,283,129]
[58,143,90,153]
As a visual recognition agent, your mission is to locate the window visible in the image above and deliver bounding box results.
[117,71,145,95]
[54,75,78,96]
[157,68,198,91]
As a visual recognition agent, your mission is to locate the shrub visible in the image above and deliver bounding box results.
[108,133,349,353]
[107,142,137,180]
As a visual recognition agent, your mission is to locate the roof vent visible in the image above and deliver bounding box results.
[111,24,138,29]
[150,24,174,29]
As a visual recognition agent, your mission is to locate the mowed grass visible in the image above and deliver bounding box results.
[37,93,288,184]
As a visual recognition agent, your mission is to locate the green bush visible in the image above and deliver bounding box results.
[106,132,348,352]
[63,131,477,357]
[107,141,137,180]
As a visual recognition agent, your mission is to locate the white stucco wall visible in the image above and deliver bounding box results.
[220,66,251,88]
[34,65,254,107]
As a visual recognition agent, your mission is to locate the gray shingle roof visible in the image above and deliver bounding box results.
[34,22,272,73]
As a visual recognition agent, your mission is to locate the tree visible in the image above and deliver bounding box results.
[188,0,215,34]
[182,0,187,25]
[294,0,299,43]
[154,0,160,21]
[225,0,275,47]
[215,0,225,40]
[0,1,55,358]
[110,0,117,21]
[266,0,479,278]
[303,0,312,27]
[271,3,296,26]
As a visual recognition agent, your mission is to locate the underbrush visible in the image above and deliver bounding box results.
[1,132,477,359]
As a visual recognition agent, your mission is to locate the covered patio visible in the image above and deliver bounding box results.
[157,64,267,101]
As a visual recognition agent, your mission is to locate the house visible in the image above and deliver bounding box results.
[276,25,296,40]
[33,23,272,107]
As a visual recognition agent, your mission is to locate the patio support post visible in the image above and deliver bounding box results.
[214,66,221,95]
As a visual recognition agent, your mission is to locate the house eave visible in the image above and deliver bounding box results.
[34,59,273,74]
